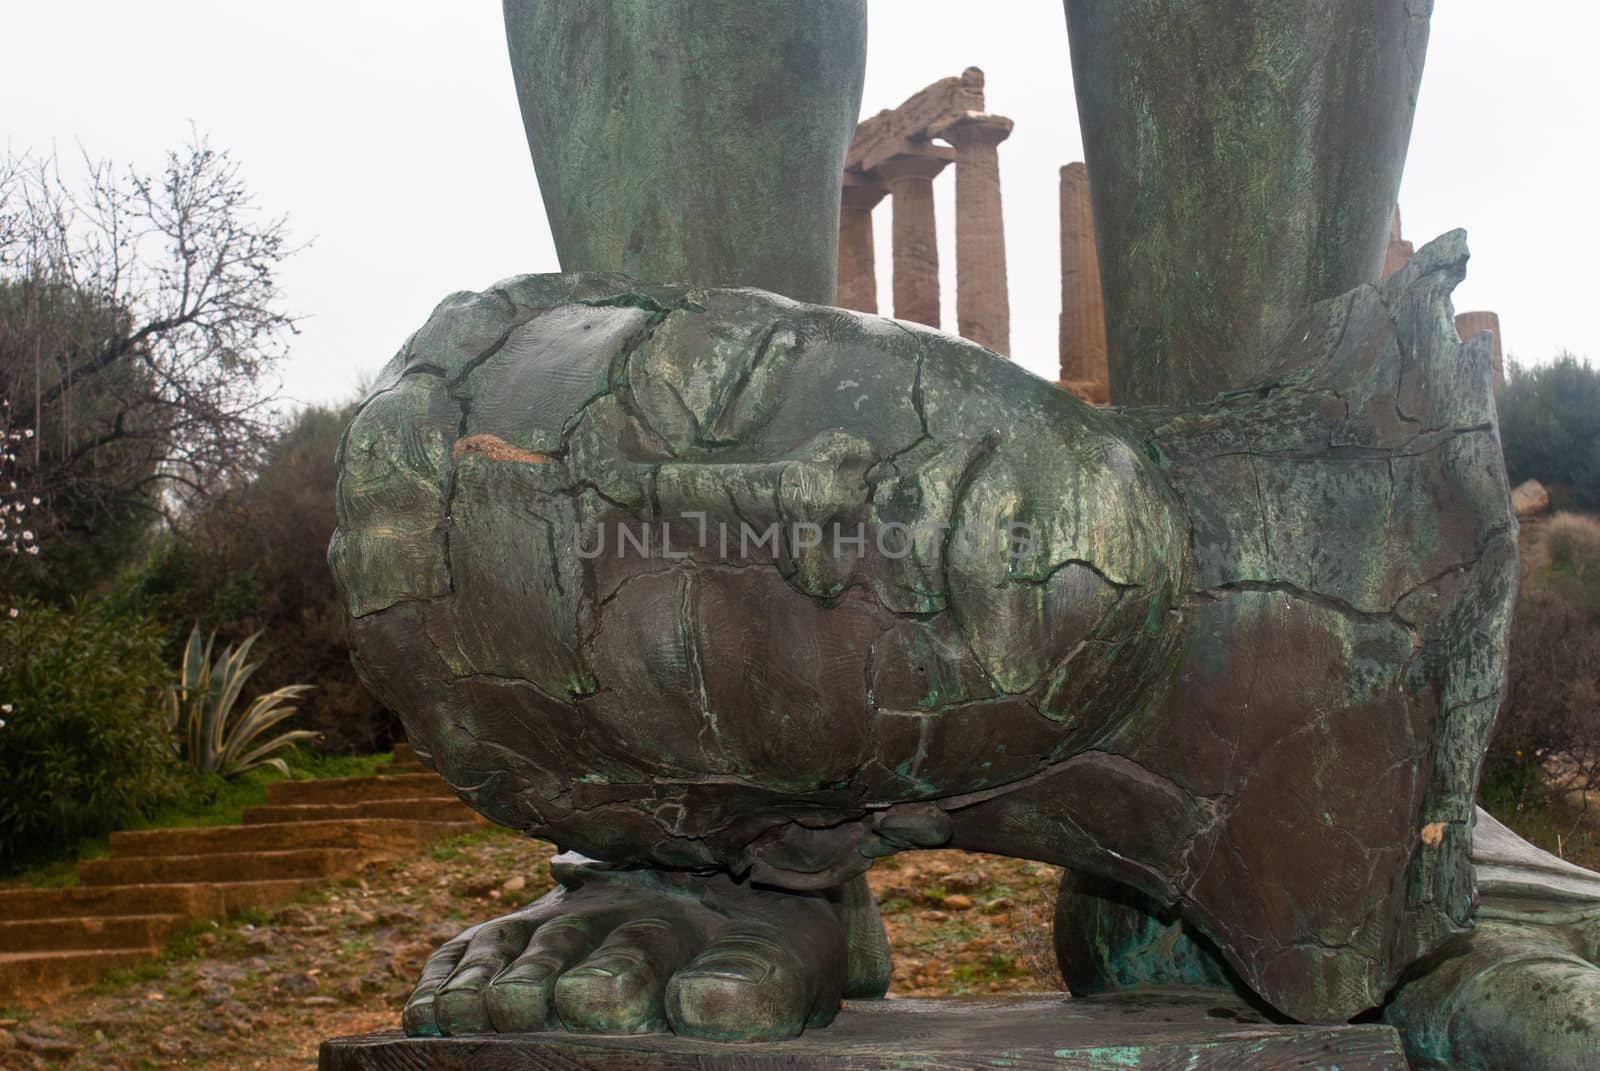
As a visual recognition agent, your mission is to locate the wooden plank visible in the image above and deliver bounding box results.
[319,993,1409,1070]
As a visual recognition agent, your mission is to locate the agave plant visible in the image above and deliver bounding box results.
[166,625,317,778]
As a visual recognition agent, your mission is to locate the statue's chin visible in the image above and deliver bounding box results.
[531,790,958,890]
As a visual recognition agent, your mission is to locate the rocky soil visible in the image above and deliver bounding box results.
[0,828,1063,1070]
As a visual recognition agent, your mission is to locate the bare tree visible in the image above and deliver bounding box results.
[0,133,297,597]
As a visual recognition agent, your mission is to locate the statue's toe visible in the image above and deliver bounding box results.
[483,915,603,1031]
[666,928,828,1040]
[433,915,544,1035]
[552,917,694,1033]
[402,922,479,1036]
[402,863,860,1039]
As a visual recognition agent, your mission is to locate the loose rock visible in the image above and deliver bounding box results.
[274,907,316,927]
[378,905,420,926]
[1512,478,1550,518]
[14,1034,77,1057]
[272,972,318,997]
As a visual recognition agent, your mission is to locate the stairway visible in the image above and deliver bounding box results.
[0,746,481,1004]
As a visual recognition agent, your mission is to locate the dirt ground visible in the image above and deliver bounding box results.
[0,828,1063,1070]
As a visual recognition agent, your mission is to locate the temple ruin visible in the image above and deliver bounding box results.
[836,68,1014,355]
[1384,205,1416,278]
[1057,163,1109,404]
[1455,310,1505,389]
[1386,208,1505,388]
[840,76,1506,402]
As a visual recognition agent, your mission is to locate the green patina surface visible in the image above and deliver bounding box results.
[324,1,1600,1064]
[503,0,866,306]
[1065,0,1431,407]
[331,233,1514,1027]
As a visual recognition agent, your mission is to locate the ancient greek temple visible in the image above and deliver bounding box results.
[839,74,1505,404]
[1056,162,1108,405]
[835,68,1014,356]
[1388,207,1505,388]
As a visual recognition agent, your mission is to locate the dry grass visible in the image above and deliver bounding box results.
[1487,513,1600,866]
[1529,510,1600,578]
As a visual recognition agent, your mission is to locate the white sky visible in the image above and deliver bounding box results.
[3,2,1596,409]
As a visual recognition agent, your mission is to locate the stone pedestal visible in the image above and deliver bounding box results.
[877,153,950,329]
[837,179,888,314]
[941,114,1013,356]
[319,994,1410,1070]
[1058,163,1109,405]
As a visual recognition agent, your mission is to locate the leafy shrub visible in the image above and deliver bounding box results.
[166,625,317,778]
[111,402,398,752]
[0,600,177,868]
[1498,354,1600,510]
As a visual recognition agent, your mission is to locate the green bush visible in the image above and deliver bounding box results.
[1498,354,1600,510]
[0,600,179,869]
[109,402,399,753]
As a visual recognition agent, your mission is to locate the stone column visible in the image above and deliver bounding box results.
[837,178,887,314]
[1058,162,1109,404]
[1383,239,1414,279]
[1382,205,1413,278]
[876,153,949,329]
[1456,310,1505,390]
[941,114,1014,355]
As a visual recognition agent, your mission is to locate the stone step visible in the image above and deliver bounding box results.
[379,743,428,774]
[0,762,486,1005]
[243,798,480,825]
[0,948,157,1005]
[213,877,328,914]
[108,818,472,858]
[79,848,360,886]
[0,914,186,953]
[266,773,453,805]
[0,882,227,923]
[2,877,328,918]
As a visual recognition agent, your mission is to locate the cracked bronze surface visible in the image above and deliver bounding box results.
[330,231,1512,1023]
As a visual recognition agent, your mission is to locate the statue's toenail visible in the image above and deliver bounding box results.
[685,954,772,984]
[567,965,617,979]
[684,967,764,986]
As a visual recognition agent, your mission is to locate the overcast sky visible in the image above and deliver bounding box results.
[4,2,1596,409]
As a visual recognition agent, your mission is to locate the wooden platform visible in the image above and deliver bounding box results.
[319,993,1410,1070]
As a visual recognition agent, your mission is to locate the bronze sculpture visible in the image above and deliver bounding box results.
[328,2,1600,1065]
